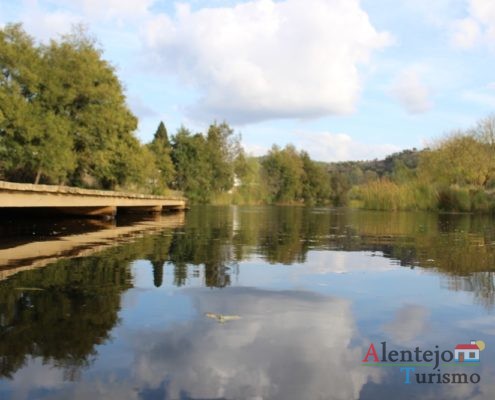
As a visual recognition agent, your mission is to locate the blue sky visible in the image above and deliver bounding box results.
[1,0,494,161]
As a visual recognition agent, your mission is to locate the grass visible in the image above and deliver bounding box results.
[351,179,437,211]
[352,180,495,212]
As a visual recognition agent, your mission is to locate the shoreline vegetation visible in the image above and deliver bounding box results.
[2,24,495,213]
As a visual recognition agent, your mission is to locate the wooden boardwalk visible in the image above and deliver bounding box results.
[0,180,186,217]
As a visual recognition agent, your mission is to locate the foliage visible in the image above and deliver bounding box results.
[329,172,351,206]
[352,179,438,211]
[300,151,332,206]
[0,24,148,190]
[148,121,175,193]
[327,148,423,184]
[206,122,240,194]
[171,127,213,203]
[437,186,471,212]
[0,24,75,184]
[231,151,269,204]
[44,27,141,189]
[352,115,495,213]
[419,134,495,188]
[261,145,305,204]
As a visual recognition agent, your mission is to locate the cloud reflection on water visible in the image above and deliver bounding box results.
[130,288,383,400]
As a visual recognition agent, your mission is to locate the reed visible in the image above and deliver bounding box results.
[352,179,437,211]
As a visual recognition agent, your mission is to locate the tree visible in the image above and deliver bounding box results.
[330,172,351,206]
[392,159,416,184]
[300,151,331,205]
[41,27,140,189]
[261,145,305,203]
[0,24,74,184]
[0,24,143,189]
[473,115,495,148]
[148,121,175,191]
[206,122,240,194]
[154,121,169,144]
[172,127,212,202]
[232,150,268,204]
[419,133,495,188]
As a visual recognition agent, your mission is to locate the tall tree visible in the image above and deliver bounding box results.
[41,26,139,189]
[419,133,494,188]
[148,121,175,191]
[261,145,305,203]
[206,122,240,194]
[300,151,331,205]
[0,24,74,184]
[172,127,212,202]
[153,121,169,144]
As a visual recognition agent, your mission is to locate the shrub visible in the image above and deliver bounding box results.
[438,186,471,212]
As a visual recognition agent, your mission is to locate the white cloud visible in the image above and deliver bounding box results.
[469,0,495,26]
[457,314,495,335]
[4,0,156,42]
[382,304,430,343]
[451,17,481,48]
[451,0,495,49]
[16,5,81,41]
[296,131,399,162]
[298,251,399,275]
[243,142,269,157]
[143,0,392,123]
[390,67,433,114]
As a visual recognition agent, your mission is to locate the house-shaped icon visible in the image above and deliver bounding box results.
[454,341,480,363]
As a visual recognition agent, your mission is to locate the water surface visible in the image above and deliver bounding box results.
[1,206,495,399]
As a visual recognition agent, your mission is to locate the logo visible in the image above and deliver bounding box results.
[362,340,485,384]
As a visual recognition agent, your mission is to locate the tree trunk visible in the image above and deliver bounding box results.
[34,167,42,184]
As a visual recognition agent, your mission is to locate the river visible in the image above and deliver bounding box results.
[0,206,494,399]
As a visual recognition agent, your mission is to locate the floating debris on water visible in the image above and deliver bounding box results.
[205,313,241,323]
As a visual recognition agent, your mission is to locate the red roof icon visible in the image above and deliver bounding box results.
[455,344,479,350]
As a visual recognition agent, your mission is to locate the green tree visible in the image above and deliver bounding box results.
[148,121,175,191]
[261,145,305,203]
[300,151,331,205]
[392,159,416,184]
[41,26,140,189]
[0,24,143,189]
[206,122,240,194]
[232,150,268,204]
[330,172,351,206]
[419,133,494,188]
[172,127,212,202]
[0,24,74,184]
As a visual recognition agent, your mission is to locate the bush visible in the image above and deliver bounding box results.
[470,189,495,212]
[438,186,471,212]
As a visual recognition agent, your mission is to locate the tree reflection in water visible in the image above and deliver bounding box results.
[2,206,495,382]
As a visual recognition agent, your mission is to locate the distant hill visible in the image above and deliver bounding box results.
[324,148,424,182]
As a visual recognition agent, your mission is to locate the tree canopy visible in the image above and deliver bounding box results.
[0,24,146,189]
